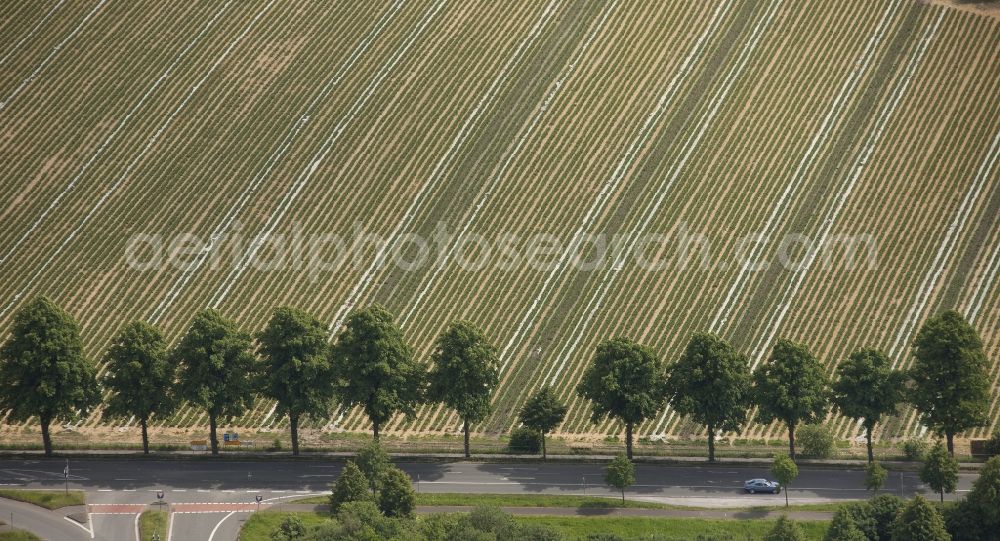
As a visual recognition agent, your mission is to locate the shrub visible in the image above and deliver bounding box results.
[868,494,904,541]
[508,427,543,454]
[902,439,928,461]
[825,507,867,541]
[377,466,416,518]
[891,495,949,541]
[985,428,1000,457]
[329,461,373,514]
[797,424,835,459]
[764,516,805,541]
[270,515,305,541]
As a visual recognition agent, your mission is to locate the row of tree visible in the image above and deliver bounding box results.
[579,309,991,461]
[0,297,991,461]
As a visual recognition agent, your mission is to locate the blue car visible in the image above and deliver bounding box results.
[743,478,781,494]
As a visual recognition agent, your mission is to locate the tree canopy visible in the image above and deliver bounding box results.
[772,453,798,507]
[426,320,499,458]
[102,320,175,454]
[910,310,990,455]
[920,441,958,503]
[518,385,567,459]
[892,495,950,541]
[331,305,424,439]
[330,461,373,514]
[0,296,100,455]
[753,339,829,459]
[173,309,255,455]
[577,337,666,459]
[256,306,336,455]
[666,333,752,462]
[833,348,905,462]
[604,453,636,503]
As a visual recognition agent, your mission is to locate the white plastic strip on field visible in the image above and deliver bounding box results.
[887,126,1000,366]
[330,0,570,432]
[496,0,736,374]
[0,2,234,269]
[751,11,947,369]
[399,1,617,329]
[400,0,621,434]
[208,0,448,309]
[0,0,278,321]
[148,0,406,324]
[894,124,1000,438]
[0,0,67,66]
[325,0,563,336]
[749,12,948,371]
[546,0,784,391]
[0,0,108,111]
[967,239,1000,323]
[709,0,902,333]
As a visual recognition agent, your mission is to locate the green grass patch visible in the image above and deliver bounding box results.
[139,510,168,541]
[516,516,830,540]
[295,492,667,509]
[0,489,85,509]
[239,511,330,541]
[0,531,43,541]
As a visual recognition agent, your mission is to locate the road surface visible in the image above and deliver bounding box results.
[0,457,979,540]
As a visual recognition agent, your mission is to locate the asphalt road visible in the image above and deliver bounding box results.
[0,457,980,540]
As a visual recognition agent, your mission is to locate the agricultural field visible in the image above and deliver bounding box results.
[0,0,998,449]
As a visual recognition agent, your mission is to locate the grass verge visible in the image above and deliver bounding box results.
[0,489,85,509]
[239,512,329,540]
[139,510,168,541]
[295,492,667,509]
[0,531,43,541]
[517,516,830,540]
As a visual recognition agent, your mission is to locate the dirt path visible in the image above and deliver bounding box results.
[923,0,1000,20]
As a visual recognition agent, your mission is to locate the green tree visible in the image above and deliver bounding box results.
[826,507,868,541]
[577,337,666,459]
[355,439,390,495]
[270,515,306,541]
[772,454,798,508]
[866,461,888,494]
[870,494,904,541]
[378,465,416,518]
[173,309,255,455]
[921,441,958,503]
[331,305,424,440]
[102,320,175,455]
[330,461,373,514]
[427,321,499,458]
[765,516,805,541]
[910,311,990,455]
[753,339,829,459]
[891,495,950,541]
[0,297,99,456]
[945,455,1000,541]
[518,386,567,459]
[604,453,635,503]
[665,333,752,462]
[833,348,905,462]
[256,307,335,456]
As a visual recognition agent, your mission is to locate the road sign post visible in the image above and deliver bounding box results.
[255,494,263,513]
[64,459,69,495]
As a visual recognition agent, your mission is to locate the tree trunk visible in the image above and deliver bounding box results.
[788,422,796,460]
[865,422,874,463]
[290,413,299,456]
[541,431,547,460]
[209,413,219,455]
[373,419,380,441]
[708,425,716,462]
[463,419,470,459]
[141,417,150,455]
[940,489,945,503]
[785,485,789,507]
[625,422,634,460]
[946,432,955,456]
[40,415,53,457]
[621,487,625,503]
